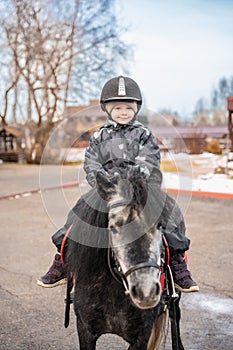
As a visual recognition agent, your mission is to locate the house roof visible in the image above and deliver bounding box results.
[150,125,228,139]
[0,125,23,137]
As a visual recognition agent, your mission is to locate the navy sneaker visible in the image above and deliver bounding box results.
[170,255,199,293]
[37,253,67,288]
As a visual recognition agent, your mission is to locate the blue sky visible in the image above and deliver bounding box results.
[117,0,233,117]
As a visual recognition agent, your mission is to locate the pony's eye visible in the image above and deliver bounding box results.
[109,225,118,234]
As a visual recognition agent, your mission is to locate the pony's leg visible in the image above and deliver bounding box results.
[76,318,97,350]
[78,337,96,350]
[147,310,168,350]
[126,312,168,350]
[127,342,148,350]
[169,294,184,350]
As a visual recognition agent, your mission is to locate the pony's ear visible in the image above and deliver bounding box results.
[96,170,116,201]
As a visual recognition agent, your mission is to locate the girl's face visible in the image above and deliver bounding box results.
[109,103,136,124]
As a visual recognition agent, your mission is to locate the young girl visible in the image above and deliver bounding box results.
[37,76,199,293]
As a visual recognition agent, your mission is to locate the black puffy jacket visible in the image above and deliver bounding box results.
[84,119,161,187]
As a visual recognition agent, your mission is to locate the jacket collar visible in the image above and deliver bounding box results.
[103,119,143,129]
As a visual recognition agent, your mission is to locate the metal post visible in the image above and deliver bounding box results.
[227,97,233,151]
[228,111,233,152]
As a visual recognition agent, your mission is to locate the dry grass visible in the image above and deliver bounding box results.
[161,159,180,173]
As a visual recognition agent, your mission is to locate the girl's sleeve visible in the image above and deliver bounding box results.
[84,133,103,187]
[135,128,161,177]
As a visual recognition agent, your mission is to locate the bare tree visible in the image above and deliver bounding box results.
[0,0,132,163]
[192,97,211,126]
[211,76,233,112]
[0,74,20,126]
[209,76,233,125]
[192,76,233,126]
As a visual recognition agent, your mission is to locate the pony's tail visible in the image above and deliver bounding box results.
[147,310,168,350]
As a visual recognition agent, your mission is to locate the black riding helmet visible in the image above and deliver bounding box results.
[100,76,142,116]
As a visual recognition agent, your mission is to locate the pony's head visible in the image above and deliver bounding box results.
[96,164,163,309]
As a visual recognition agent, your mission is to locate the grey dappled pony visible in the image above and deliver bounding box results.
[65,163,184,350]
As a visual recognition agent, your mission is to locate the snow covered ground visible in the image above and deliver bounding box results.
[163,153,233,194]
[163,172,233,194]
[65,150,233,194]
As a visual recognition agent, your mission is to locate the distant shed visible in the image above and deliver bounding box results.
[0,125,24,162]
[151,125,228,154]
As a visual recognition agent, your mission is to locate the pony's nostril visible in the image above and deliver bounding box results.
[131,285,143,300]
[131,285,137,298]
[155,282,161,296]
[148,283,161,299]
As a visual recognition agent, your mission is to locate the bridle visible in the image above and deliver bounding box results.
[107,200,163,295]
[107,198,181,347]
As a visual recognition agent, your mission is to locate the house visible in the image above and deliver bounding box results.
[65,101,149,148]
[65,102,229,155]
[151,125,228,154]
[64,100,106,148]
[0,125,24,162]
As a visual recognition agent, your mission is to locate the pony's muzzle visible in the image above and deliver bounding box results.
[130,282,161,309]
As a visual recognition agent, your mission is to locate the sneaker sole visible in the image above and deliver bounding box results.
[174,283,199,293]
[36,278,67,288]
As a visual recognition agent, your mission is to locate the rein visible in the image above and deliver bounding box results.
[109,200,131,210]
[107,248,130,294]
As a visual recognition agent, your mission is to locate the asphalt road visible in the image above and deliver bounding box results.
[0,164,233,349]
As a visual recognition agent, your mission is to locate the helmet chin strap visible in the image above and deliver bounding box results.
[101,104,114,120]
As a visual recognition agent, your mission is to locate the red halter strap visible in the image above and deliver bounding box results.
[162,235,170,268]
[60,224,73,265]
